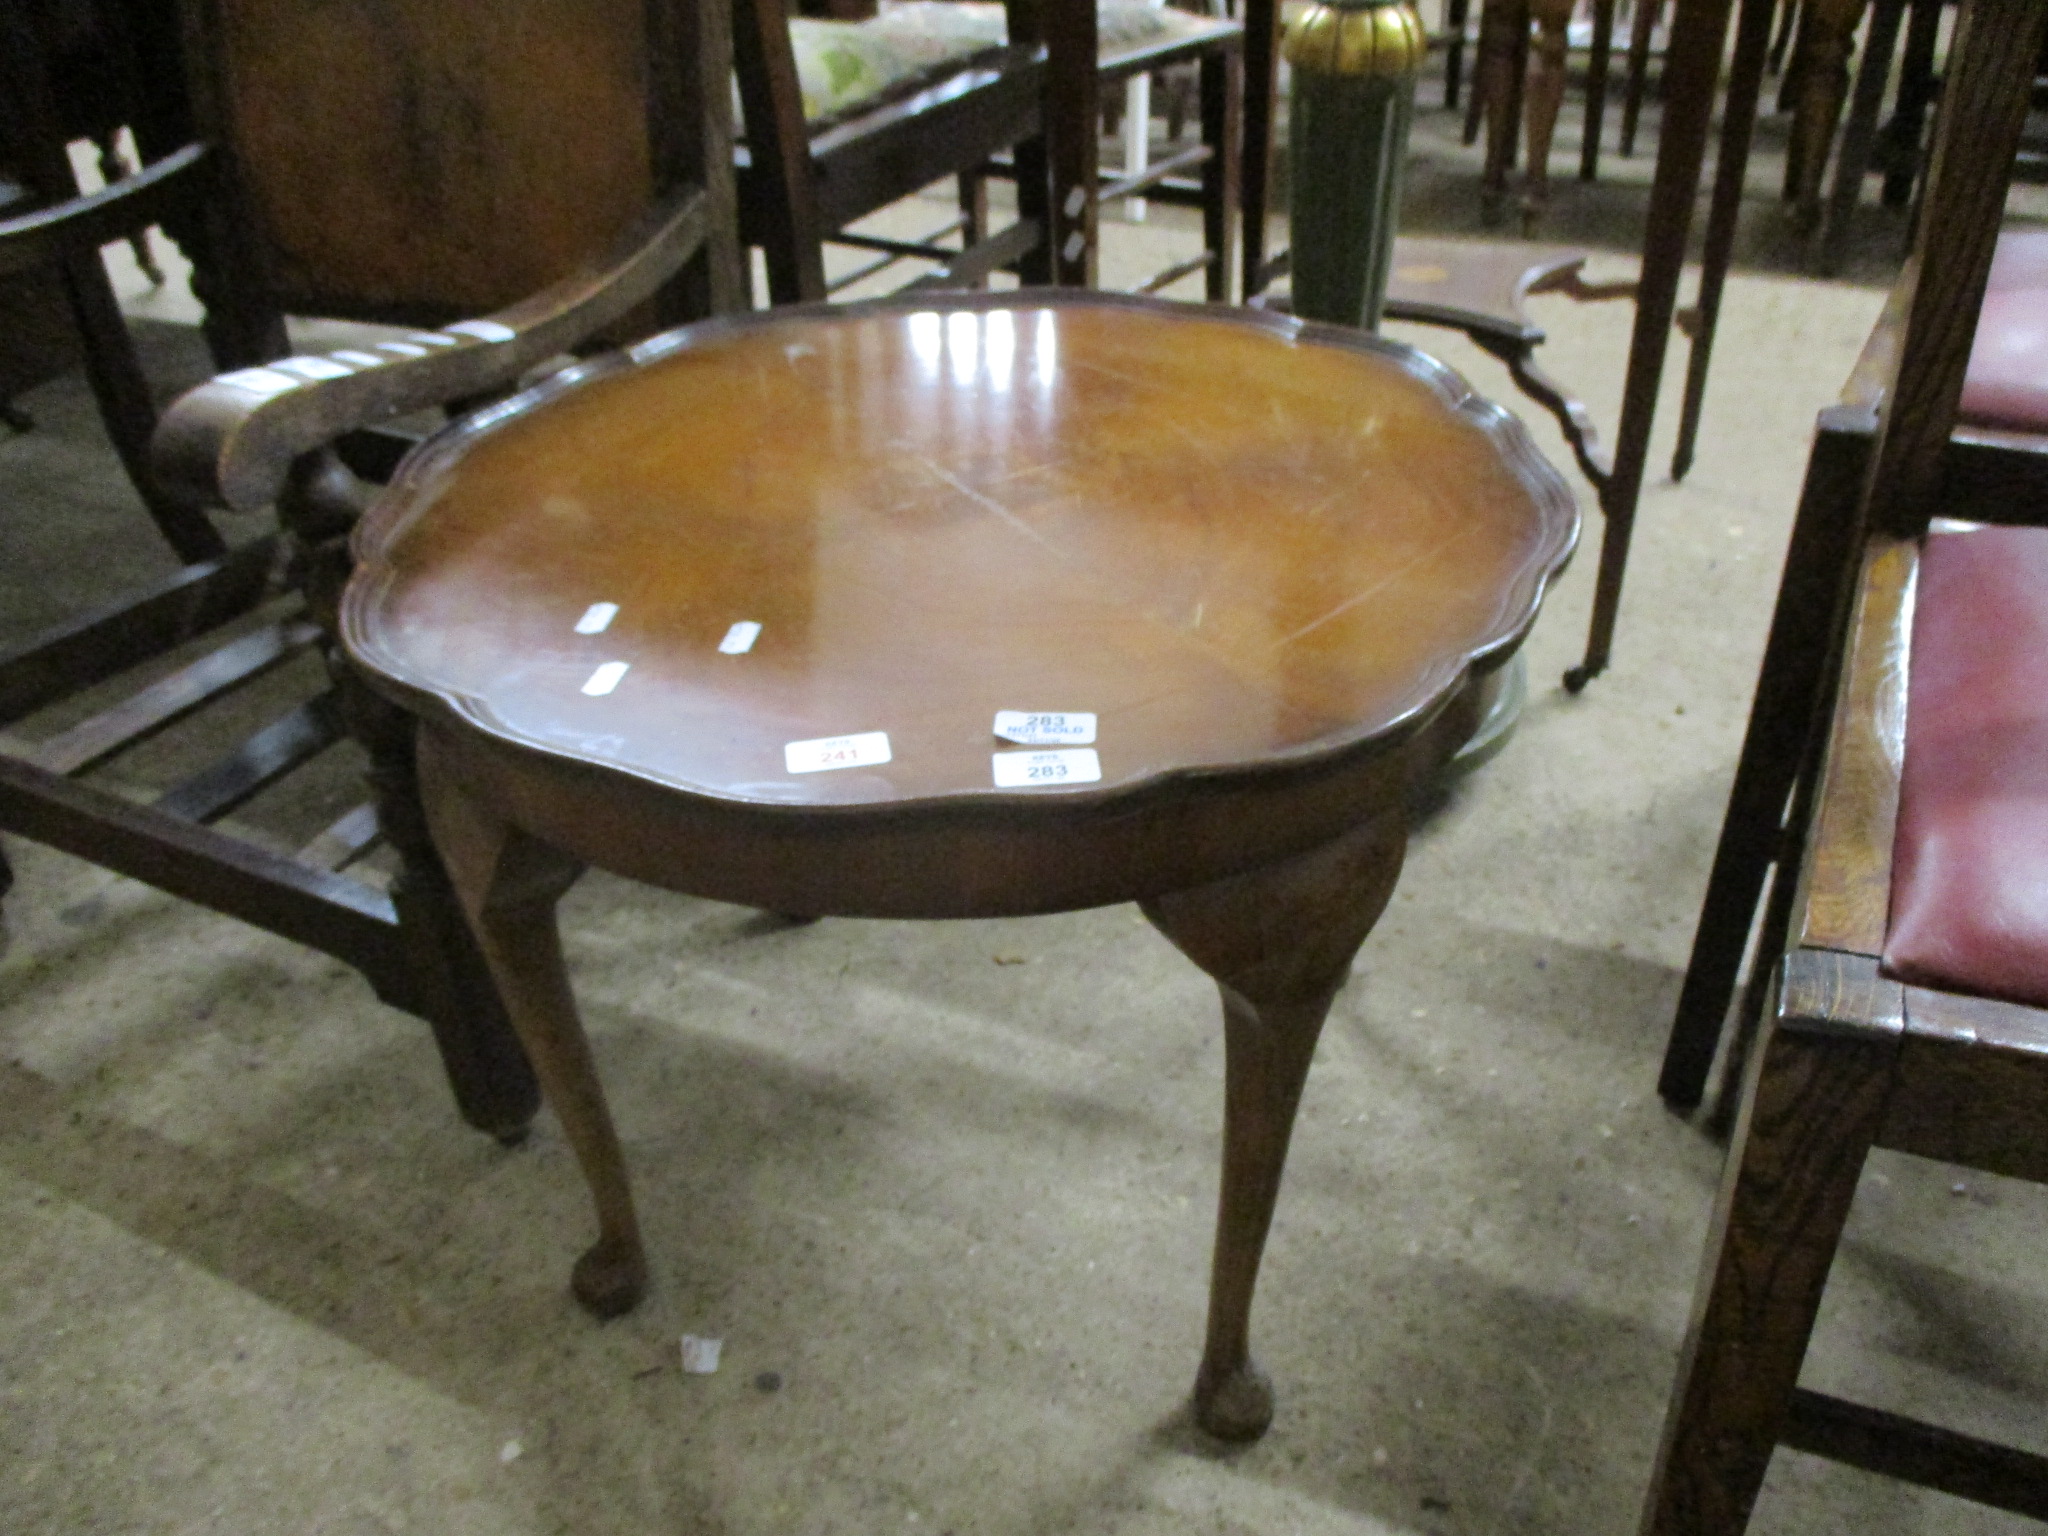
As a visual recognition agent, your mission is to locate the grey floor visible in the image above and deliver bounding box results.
[6,63,2048,1536]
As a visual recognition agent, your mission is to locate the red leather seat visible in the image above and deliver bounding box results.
[1885,525,2048,1007]
[1960,229,2048,433]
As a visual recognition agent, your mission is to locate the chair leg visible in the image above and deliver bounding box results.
[1122,74,1152,223]
[1673,0,1779,481]
[420,738,647,1319]
[1143,812,1408,1443]
[1445,0,1472,108]
[1581,0,1620,180]
[347,677,545,1143]
[1620,0,1664,156]
[956,172,991,289]
[1816,0,1905,272]
[280,450,541,1144]
[1240,0,1280,299]
[1768,0,1800,75]
[1200,46,1242,303]
[1638,955,1895,1535]
[1522,0,1575,224]
[1660,420,1871,1107]
[1879,0,1940,206]
[1785,0,1870,231]
[1478,0,1529,211]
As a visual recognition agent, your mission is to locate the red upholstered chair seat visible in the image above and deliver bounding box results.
[1960,229,2048,433]
[1885,526,2048,1006]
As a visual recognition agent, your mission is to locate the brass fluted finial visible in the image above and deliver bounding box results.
[1283,0,1428,79]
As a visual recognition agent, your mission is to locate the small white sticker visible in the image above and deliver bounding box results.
[410,332,459,347]
[994,710,1095,746]
[379,341,430,358]
[785,732,891,774]
[217,367,300,396]
[574,602,619,635]
[581,660,630,696]
[680,1335,723,1374]
[447,319,517,343]
[1064,186,1087,219]
[1062,232,1087,263]
[273,355,354,380]
[333,349,385,369]
[992,749,1101,788]
[719,621,762,654]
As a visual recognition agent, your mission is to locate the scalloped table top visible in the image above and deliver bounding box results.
[343,296,1576,810]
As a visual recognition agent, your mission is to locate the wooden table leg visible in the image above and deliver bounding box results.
[1142,813,1409,1441]
[1568,0,1737,691]
[419,735,649,1319]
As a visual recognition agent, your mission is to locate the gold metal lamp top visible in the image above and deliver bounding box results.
[1282,0,1428,77]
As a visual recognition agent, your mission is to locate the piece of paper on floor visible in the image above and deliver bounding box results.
[680,1335,723,1374]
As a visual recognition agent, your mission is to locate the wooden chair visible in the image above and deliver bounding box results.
[0,0,740,1143]
[960,0,1244,298]
[1638,0,2048,1527]
[733,0,1063,301]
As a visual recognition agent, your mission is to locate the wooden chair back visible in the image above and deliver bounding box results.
[180,0,741,323]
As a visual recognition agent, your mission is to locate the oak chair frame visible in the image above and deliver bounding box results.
[1639,0,2048,1527]
[0,0,741,1143]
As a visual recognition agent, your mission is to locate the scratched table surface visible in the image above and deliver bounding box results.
[343,295,1575,809]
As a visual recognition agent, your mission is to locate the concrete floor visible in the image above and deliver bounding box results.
[6,70,2048,1536]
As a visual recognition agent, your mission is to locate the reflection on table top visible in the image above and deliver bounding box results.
[345,298,1576,808]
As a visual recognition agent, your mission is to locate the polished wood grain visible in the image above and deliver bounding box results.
[346,292,1575,1439]
[1793,536,1912,955]
[347,298,1575,816]
[1639,951,1901,1536]
[195,0,655,320]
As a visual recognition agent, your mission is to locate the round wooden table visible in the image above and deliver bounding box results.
[341,293,1576,1440]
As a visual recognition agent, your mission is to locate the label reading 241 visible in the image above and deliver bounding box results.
[993,710,1096,746]
[785,731,891,774]
[992,749,1102,788]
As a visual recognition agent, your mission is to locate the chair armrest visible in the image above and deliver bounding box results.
[0,144,214,281]
[152,184,710,515]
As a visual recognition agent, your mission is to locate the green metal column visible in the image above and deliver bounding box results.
[1285,0,1426,329]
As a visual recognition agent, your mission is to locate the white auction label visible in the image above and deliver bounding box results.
[719,620,763,654]
[785,731,891,774]
[993,710,1096,746]
[992,749,1101,788]
[574,602,619,635]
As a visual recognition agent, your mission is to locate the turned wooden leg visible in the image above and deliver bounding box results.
[1523,0,1576,223]
[418,733,648,1318]
[1478,0,1531,212]
[1786,0,1868,230]
[1639,953,1896,1534]
[1143,813,1409,1441]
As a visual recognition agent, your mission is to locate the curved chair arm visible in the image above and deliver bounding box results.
[0,143,215,281]
[152,185,710,516]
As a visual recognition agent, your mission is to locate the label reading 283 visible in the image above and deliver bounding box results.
[993,710,1096,746]
[991,749,1102,788]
